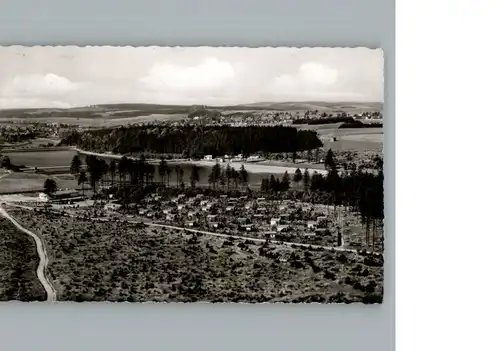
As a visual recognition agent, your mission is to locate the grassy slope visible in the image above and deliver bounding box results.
[0,218,46,301]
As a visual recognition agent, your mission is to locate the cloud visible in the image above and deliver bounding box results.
[271,62,338,90]
[266,62,370,101]
[139,58,236,94]
[1,73,81,98]
[0,97,73,109]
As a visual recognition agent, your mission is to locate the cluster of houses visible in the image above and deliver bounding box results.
[202,154,264,163]
[109,193,344,246]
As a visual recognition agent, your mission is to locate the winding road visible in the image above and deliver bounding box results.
[0,204,57,302]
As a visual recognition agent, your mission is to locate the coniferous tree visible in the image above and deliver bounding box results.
[324,149,336,171]
[70,155,81,176]
[281,171,290,191]
[190,165,200,188]
[303,169,310,190]
[158,157,167,186]
[43,178,57,195]
[109,160,116,185]
[78,171,88,195]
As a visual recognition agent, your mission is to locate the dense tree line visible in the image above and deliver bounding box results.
[292,116,357,125]
[60,125,323,157]
[207,163,249,191]
[292,116,382,128]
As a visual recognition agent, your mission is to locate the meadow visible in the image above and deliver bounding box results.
[4,150,77,168]
[0,172,78,194]
[296,126,384,152]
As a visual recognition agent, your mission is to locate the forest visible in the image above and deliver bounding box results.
[59,125,323,157]
[292,116,382,128]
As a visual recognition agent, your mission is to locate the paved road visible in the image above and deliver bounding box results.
[0,204,57,302]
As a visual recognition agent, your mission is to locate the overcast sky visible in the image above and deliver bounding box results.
[0,46,383,109]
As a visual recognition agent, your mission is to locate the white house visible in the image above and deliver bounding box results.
[38,193,50,202]
[104,203,122,211]
[307,221,317,229]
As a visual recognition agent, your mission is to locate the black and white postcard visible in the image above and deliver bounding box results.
[0,46,384,303]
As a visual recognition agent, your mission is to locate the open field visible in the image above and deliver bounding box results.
[4,149,77,167]
[0,172,77,194]
[7,208,383,303]
[296,125,384,152]
[0,218,46,301]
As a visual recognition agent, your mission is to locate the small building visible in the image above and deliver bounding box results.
[162,209,170,214]
[240,224,254,232]
[247,155,263,162]
[277,225,290,233]
[177,204,184,210]
[270,218,280,226]
[104,203,122,211]
[138,209,147,215]
[185,221,196,227]
[316,216,328,227]
[51,189,81,200]
[237,217,249,224]
[307,221,317,229]
[204,155,213,160]
[225,206,235,212]
[38,193,50,202]
[264,231,276,239]
[207,214,217,221]
[208,222,219,229]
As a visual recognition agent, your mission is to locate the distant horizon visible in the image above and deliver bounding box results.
[0,47,384,109]
[0,100,384,112]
